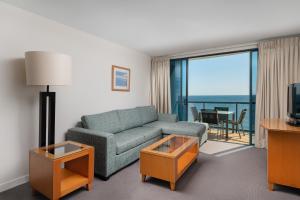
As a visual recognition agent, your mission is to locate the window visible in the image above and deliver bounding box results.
[170,49,258,145]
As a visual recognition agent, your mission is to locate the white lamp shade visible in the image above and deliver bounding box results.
[25,51,72,86]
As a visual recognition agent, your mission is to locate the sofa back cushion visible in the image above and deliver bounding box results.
[118,108,143,131]
[81,110,122,133]
[136,106,158,124]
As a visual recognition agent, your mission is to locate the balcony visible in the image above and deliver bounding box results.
[186,100,256,145]
[170,50,258,145]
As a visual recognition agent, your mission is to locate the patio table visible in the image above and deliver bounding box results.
[217,110,235,138]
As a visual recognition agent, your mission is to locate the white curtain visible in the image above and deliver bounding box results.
[150,57,171,113]
[255,36,300,148]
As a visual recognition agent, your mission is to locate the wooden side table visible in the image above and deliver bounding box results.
[29,141,94,200]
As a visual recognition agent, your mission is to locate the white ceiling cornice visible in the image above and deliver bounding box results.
[3,0,300,56]
[166,42,258,59]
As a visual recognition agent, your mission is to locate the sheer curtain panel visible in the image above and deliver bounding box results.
[255,36,300,148]
[150,57,171,113]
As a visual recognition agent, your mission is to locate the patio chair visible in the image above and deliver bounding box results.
[201,108,215,113]
[200,109,215,123]
[214,107,229,111]
[201,109,224,138]
[229,109,247,139]
[190,106,200,122]
[214,107,229,126]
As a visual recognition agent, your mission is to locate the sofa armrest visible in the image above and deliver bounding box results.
[158,113,178,122]
[66,127,116,177]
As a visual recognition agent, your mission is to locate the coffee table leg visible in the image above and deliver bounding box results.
[141,174,146,182]
[268,182,274,191]
[86,183,93,191]
[31,188,37,195]
[170,182,175,191]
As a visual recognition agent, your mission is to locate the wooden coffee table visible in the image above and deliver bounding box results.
[29,141,94,200]
[140,134,199,190]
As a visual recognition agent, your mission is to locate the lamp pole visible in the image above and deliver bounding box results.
[39,85,56,147]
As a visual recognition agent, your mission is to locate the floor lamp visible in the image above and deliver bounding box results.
[25,51,72,147]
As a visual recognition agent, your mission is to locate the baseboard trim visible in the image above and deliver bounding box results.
[0,175,29,193]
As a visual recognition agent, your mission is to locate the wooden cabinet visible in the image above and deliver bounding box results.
[260,119,300,190]
[29,141,94,200]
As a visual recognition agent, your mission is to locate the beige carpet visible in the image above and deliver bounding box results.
[200,140,246,155]
[2,148,300,200]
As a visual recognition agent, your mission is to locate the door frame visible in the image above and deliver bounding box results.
[171,48,258,145]
[170,59,189,121]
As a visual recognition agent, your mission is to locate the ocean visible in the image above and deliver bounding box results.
[187,95,255,131]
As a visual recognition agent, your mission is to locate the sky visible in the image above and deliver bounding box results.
[188,52,251,96]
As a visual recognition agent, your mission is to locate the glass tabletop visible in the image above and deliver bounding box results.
[153,136,190,153]
[217,110,234,115]
[42,143,83,158]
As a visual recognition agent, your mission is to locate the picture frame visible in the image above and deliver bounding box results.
[111,65,130,92]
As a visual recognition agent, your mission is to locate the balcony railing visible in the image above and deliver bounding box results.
[186,100,256,133]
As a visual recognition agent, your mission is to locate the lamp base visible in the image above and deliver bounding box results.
[39,91,56,147]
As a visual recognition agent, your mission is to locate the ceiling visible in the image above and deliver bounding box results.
[3,0,300,56]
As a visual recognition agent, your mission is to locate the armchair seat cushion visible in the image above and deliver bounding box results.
[115,127,161,155]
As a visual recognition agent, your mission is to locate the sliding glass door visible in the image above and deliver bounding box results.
[249,50,258,145]
[170,50,258,145]
[170,59,188,121]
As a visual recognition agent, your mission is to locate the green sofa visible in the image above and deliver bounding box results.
[66,106,207,179]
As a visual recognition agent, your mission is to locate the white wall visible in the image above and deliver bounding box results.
[0,2,151,192]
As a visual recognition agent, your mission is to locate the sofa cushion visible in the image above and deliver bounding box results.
[115,127,161,154]
[81,110,122,133]
[118,108,143,131]
[158,113,178,122]
[144,121,206,137]
[143,121,172,129]
[136,106,158,124]
[175,121,207,136]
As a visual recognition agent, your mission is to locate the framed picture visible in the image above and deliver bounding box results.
[112,65,130,91]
